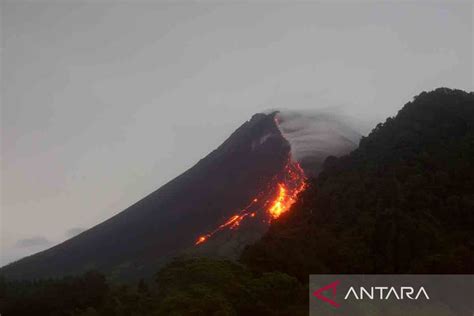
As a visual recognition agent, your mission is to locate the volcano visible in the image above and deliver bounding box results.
[1,112,360,280]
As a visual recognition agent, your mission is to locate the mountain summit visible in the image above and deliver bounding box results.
[1,112,359,280]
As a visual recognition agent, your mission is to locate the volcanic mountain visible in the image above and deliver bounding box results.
[1,112,360,280]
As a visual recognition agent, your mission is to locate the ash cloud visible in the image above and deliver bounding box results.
[275,110,363,174]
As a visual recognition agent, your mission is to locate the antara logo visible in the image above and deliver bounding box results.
[312,280,430,308]
[312,280,341,308]
[344,286,430,300]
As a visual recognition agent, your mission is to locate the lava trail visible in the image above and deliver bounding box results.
[195,158,306,245]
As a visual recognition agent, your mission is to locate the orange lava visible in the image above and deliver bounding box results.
[194,159,306,246]
[195,235,209,245]
[268,162,307,219]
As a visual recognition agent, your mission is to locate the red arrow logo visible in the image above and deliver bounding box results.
[312,280,341,308]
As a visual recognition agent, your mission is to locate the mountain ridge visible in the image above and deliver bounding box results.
[1,112,292,280]
[2,110,360,281]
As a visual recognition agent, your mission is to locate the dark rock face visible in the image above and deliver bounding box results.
[1,113,291,280]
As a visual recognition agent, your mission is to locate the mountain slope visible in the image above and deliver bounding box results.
[2,113,294,280]
[2,110,360,281]
[241,88,474,279]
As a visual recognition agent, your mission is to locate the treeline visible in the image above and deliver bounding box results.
[0,258,305,316]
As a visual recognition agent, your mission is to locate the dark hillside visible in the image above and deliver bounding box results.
[241,88,474,280]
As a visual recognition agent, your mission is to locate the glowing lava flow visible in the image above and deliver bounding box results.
[268,184,288,219]
[194,159,306,245]
[268,162,307,219]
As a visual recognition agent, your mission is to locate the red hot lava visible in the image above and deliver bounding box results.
[195,159,306,245]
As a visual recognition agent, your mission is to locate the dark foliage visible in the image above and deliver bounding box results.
[0,271,157,315]
[241,88,474,280]
[0,259,305,316]
[0,271,108,315]
[154,258,305,316]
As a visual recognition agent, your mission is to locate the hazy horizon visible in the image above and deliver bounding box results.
[1,1,472,266]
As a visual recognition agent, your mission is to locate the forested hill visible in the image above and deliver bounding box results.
[241,88,474,280]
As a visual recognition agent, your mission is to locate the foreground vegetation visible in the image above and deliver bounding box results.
[0,259,305,315]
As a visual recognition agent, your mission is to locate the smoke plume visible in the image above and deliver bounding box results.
[275,110,363,174]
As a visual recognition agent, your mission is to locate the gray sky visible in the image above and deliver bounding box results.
[1,1,472,266]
